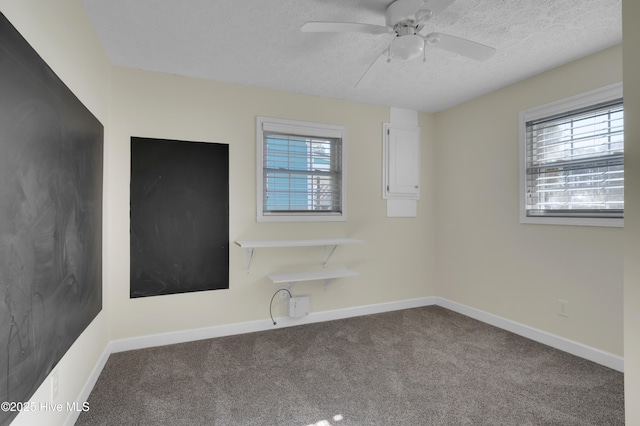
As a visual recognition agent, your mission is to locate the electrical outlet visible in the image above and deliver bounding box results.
[558,299,569,317]
[280,287,291,299]
[51,370,59,402]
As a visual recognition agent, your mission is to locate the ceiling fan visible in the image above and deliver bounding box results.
[301,0,495,63]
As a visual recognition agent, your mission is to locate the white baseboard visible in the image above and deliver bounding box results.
[71,294,623,425]
[435,297,624,372]
[101,295,625,370]
[110,296,438,353]
[64,345,111,426]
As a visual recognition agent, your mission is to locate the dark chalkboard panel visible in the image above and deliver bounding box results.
[0,13,103,425]
[130,137,229,298]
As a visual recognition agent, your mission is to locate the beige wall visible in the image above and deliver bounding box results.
[434,45,624,356]
[2,0,637,423]
[623,0,640,423]
[106,67,437,339]
[0,0,111,425]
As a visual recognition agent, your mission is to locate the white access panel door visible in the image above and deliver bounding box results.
[383,123,420,199]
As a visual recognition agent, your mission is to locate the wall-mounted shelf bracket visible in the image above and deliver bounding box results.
[323,278,332,291]
[322,245,338,268]
[244,248,255,274]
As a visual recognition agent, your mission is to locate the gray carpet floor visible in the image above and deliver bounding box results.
[75,306,624,425]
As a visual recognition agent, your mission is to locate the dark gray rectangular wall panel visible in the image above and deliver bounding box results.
[0,13,103,426]
[130,137,229,298]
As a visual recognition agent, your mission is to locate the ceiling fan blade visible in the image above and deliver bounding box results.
[386,0,428,25]
[301,22,392,35]
[354,47,390,89]
[425,32,496,61]
[415,0,455,32]
[421,0,455,17]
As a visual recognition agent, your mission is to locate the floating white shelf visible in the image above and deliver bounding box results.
[235,238,363,273]
[267,268,360,284]
[235,238,362,249]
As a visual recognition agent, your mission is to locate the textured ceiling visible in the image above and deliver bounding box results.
[82,0,621,113]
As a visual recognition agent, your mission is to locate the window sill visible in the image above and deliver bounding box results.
[258,212,346,223]
[520,216,623,228]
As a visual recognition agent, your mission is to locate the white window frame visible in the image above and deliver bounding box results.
[256,116,347,222]
[519,83,623,227]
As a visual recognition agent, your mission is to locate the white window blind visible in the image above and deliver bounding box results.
[263,132,342,213]
[524,98,624,219]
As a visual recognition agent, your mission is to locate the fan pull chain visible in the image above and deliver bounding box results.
[423,39,427,62]
[387,47,391,63]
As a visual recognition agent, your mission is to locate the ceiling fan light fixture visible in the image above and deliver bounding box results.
[390,34,424,60]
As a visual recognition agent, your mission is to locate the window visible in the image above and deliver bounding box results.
[519,83,623,227]
[256,116,346,222]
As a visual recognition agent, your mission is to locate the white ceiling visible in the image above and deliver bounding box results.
[82,0,621,113]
